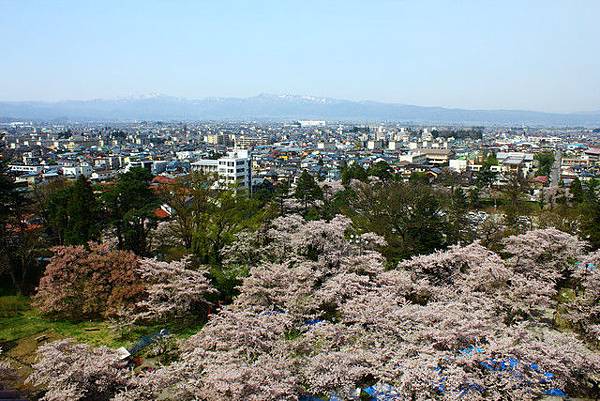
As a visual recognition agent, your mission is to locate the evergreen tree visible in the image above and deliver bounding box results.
[579,180,600,250]
[349,180,447,262]
[409,171,430,185]
[294,170,323,210]
[341,163,368,186]
[46,175,101,245]
[570,177,584,204]
[274,179,291,216]
[447,187,471,244]
[469,187,481,208]
[367,160,393,181]
[476,153,499,190]
[103,168,159,255]
[0,147,43,293]
[502,172,531,231]
[192,189,267,265]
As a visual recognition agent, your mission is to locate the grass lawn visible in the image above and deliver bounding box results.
[0,295,204,393]
[0,309,126,347]
[0,296,204,348]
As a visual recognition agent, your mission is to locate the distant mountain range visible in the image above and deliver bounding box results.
[1,94,599,126]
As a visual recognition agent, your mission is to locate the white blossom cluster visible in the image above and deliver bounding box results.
[30,219,600,401]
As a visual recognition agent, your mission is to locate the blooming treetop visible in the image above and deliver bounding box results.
[31,219,600,401]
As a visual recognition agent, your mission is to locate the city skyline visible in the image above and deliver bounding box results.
[1,0,600,113]
[2,2,600,399]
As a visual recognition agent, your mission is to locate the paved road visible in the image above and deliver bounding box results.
[549,150,561,188]
[546,150,562,207]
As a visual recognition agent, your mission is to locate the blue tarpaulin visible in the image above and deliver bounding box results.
[544,388,567,397]
[300,348,568,400]
[363,384,400,400]
[127,328,169,356]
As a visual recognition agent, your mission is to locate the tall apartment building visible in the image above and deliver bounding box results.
[234,135,268,149]
[191,150,251,189]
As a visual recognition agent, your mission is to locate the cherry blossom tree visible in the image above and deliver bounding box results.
[33,243,144,320]
[28,339,131,401]
[132,257,216,323]
[501,228,585,282]
[133,220,596,400]
[564,250,600,343]
[27,218,600,401]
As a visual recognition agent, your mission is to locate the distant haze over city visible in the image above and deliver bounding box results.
[1,94,599,127]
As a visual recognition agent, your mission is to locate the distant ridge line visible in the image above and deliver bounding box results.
[0,94,599,127]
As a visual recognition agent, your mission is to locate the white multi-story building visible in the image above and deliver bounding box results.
[62,163,93,178]
[191,150,251,189]
[9,164,43,174]
[123,160,153,173]
[234,135,268,149]
[496,152,535,175]
[217,150,251,188]
[419,148,454,166]
[399,152,428,164]
[191,159,219,174]
[297,120,326,128]
[449,159,468,172]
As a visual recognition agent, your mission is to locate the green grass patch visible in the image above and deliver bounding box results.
[0,295,30,318]
[0,296,205,349]
[0,308,125,347]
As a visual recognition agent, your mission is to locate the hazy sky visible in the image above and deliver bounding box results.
[1,0,599,112]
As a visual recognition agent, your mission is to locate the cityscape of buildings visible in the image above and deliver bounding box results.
[3,119,599,203]
[3,1,600,399]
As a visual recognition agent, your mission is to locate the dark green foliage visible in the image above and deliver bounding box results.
[0,158,20,226]
[476,167,497,190]
[294,170,323,209]
[409,171,430,185]
[0,152,44,294]
[252,180,276,204]
[341,163,368,186]
[534,151,555,177]
[469,187,481,208]
[435,168,462,188]
[447,187,473,244]
[474,153,499,190]
[570,177,584,204]
[45,175,101,245]
[502,172,532,230]
[103,168,159,255]
[209,264,249,303]
[367,160,393,181]
[578,179,600,250]
[320,187,354,220]
[273,180,291,215]
[349,180,448,262]
[192,190,268,265]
